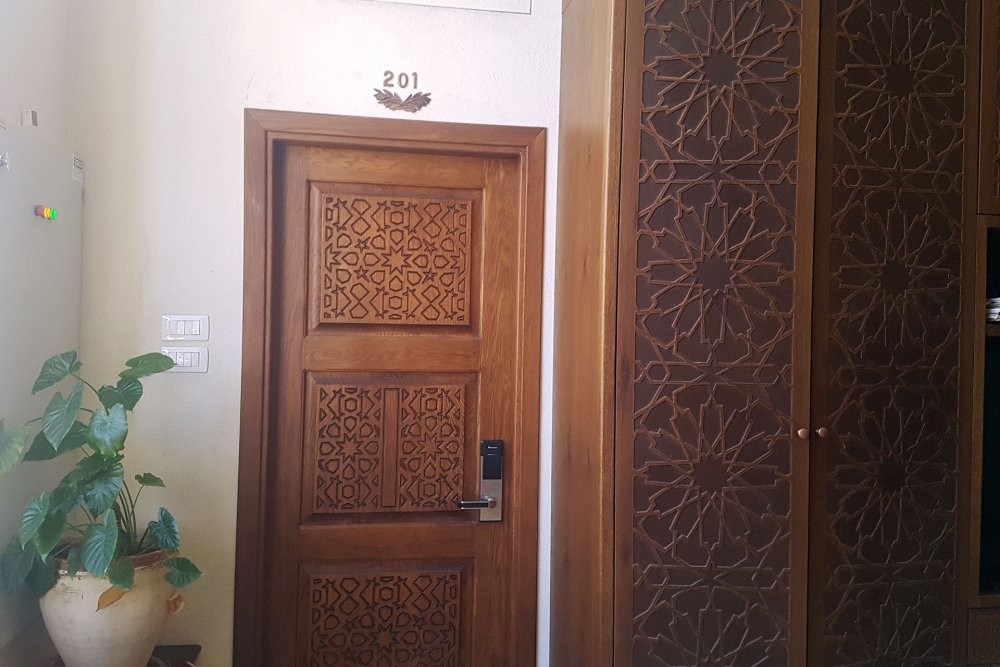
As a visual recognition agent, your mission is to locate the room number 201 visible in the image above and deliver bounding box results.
[383,71,420,89]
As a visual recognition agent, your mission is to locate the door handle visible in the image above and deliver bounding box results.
[457,440,503,522]
[458,497,496,510]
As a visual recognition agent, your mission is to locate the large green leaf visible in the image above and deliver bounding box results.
[0,540,37,595]
[98,377,144,412]
[116,377,143,410]
[86,404,128,455]
[23,421,86,461]
[34,510,67,560]
[148,507,180,551]
[19,492,51,547]
[32,351,81,394]
[119,353,174,380]
[107,557,134,591]
[64,453,118,484]
[135,472,165,488]
[81,512,118,578]
[25,558,57,598]
[50,482,82,515]
[0,421,32,477]
[164,557,201,588]
[81,461,124,517]
[42,382,84,449]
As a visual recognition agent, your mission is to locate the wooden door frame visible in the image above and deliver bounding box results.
[235,109,546,665]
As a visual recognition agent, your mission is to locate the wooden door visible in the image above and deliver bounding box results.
[807,0,972,663]
[236,112,544,667]
[615,0,818,664]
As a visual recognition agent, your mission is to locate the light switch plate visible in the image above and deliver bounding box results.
[161,314,209,341]
[161,346,209,373]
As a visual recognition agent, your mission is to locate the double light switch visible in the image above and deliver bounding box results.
[161,315,209,373]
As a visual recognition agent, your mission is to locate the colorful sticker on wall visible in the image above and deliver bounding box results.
[34,205,58,220]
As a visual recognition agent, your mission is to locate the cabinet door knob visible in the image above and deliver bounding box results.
[796,428,809,439]
[816,427,829,438]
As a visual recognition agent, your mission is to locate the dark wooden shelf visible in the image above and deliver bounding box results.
[971,593,1000,609]
[987,323,1000,337]
[985,215,1000,229]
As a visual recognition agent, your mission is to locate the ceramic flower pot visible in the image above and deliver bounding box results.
[39,551,181,667]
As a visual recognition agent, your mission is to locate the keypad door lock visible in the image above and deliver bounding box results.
[458,440,503,522]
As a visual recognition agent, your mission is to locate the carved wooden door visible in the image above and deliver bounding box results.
[806,0,970,663]
[618,0,815,663]
[237,114,543,667]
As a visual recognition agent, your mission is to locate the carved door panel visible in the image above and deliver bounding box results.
[807,0,968,663]
[619,0,813,663]
[247,123,542,667]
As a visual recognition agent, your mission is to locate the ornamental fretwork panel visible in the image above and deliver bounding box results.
[631,0,802,663]
[314,192,472,326]
[307,569,461,667]
[307,376,467,516]
[821,0,966,662]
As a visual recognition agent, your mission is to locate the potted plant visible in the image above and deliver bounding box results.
[0,351,202,667]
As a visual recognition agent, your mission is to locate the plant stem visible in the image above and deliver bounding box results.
[71,374,102,398]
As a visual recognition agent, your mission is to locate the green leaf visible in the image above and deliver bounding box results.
[50,482,82,515]
[148,507,180,551]
[0,541,36,595]
[65,547,81,578]
[98,377,144,412]
[107,557,134,591]
[42,382,84,449]
[32,351,81,394]
[81,461,124,517]
[164,557,201,588]
[119,353,174,380]
[19,492,51,547]
[23,421,86,461]
[135,472,165,488]
[0,421,32,477]
[25,558,57,598]
[34,510,66,561]
[97,385,123,411]
[64,453,118,484]
[81,512,118,578]
[116,377,143,410]
[86,404,128,455]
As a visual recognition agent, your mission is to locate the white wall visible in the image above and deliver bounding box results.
[68,1,560,665]
[0,0,82,648]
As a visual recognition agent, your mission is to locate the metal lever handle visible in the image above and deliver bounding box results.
[458,496,496,510]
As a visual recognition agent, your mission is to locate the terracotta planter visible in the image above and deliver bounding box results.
[39,551,179,667]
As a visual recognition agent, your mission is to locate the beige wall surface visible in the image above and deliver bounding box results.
[67,1,561,665]
[0,0,82,649]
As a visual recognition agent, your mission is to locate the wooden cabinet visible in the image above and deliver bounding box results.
[552,0,980,664]
[982,1,1000,215]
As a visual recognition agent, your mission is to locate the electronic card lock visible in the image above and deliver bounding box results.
[457,440,503,522]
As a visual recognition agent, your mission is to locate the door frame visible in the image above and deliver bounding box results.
[235,109,546,665]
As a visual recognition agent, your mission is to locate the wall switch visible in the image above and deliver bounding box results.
[161,314,209,341]
[21,110,38,127]
[161,346,209,373]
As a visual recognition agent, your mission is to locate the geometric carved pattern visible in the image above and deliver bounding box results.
[632,0,801,662]
[315,385,384,512]
[399,387,464,510]
[311,379,465,514]
[821,0,966,663]
[307,570,460,667]
[316,192,471,326]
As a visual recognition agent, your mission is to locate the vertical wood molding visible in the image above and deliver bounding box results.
[551,0,625,664]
